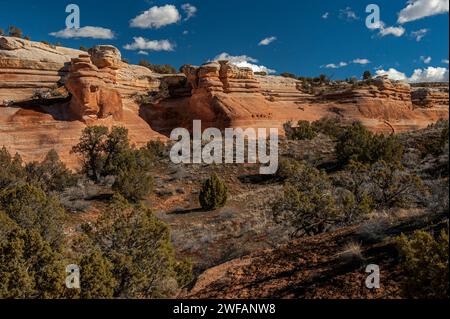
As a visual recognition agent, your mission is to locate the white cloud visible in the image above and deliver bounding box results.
[49,26,115,39]
[130,5,181,29]
[124,37,175,51]
[183,30,189,35]
[323,62,348,69]
[409,66,449,82]
[411,28,429,41]
[322,12,329,19]
[375,68,408,81]
[421,56,432,64]
[212,52,276,74]
[353,58,371,65]
[339,7,359,21]
[138,51,149,55]
[376,66,449,82]
[369,20,406,37]
[258,36,277,46]
[442,59,449,64]
[398,0,449,24]
[182,3,197,21]
[379,25,406,37]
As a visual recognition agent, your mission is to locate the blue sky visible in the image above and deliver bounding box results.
[0,0,448,81]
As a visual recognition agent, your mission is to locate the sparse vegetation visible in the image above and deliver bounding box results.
[396,228,449,299]
[8,25,23,38]
[335,122,403,166]
[139,60,177,74]
[199,174,228,211]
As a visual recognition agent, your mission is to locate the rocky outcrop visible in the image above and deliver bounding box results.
[65,54,123,122]
[0,38,448,165]
[0,38,167,166]
[257,75,315,103]
[0,36,83,103]
[411,83,449,109]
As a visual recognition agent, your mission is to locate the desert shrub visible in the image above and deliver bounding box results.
[396,229,449,299]
[273,162,340,237]
[335,122,403,166]
[71,126,109,181]
[78,250,117,299]
[145,139,167,159]
[311,117,346,139]
[280,72,297,79]
[284,120,317,140]
[369,161,425,209]
[0,228,65,298]
[363,70,372,80]
[0,184,66,248]
[0,147,26,188]
[276,159,304,180]
[113,167,153,203]
[139,60,177,74]
[25,150,76,192]
[8,25,23,38]
[72,127,156,201]
[199,174,228,210]
[83,195,192,298]
[422,120,449,157]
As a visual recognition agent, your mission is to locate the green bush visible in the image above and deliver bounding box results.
[311,117,346,139]
[78,250,117,299]
[25,150,76,192]
[0,184,65,248]
[284,120,317,140]
[396,229,449,299]
[0,147,26,189]
[422,120,449,157]
[84,195,192,298]
[335,122,403,166]
[0,229,65,298]
[273,162,339,237]
[369,161,425,209]
[113,167,153,203]
[72,126,156,201]
[71,126,109,181]
[139,60,177,74]
[199,174,228,210]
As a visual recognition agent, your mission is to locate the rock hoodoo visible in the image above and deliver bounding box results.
[65,54,123,122]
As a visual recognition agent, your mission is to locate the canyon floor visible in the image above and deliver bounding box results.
[61,124,448,299]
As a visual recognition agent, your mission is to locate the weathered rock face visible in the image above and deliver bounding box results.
[0,36,83,103]
[0,38,167,166]
[257,75,314,103]
[0,38,449,166]
[88,45,121,69]
[65,54,123,122]
[412,83,449,109]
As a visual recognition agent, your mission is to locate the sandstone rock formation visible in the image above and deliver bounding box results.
[0,37,167,166]
[1,37,448,166]
[412,83,449,109]
[0,36,83,103]
[257,75,314,103]
[65,54,123,122]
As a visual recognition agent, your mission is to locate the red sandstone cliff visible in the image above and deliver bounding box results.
[0,36,448,167]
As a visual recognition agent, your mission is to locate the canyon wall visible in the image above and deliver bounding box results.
[1,36,448,166]
[0,37,167,166]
